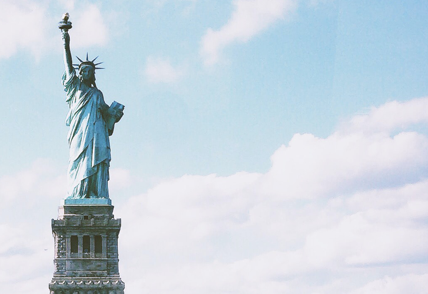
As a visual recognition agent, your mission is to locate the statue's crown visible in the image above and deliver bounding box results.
[73,53,104,71]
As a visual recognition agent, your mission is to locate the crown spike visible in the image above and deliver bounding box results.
[75,54,104,70]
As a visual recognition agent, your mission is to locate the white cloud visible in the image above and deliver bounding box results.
[262,130,428,200]
[350,274,428,294]
[341,98,428,135]
[144,56,185,84]
[70,4,109,48]
[0,158,66,205]
[109,167,132,190]
[0,1,109,60]
[0,159,61,294]
[0,0,51,59]
[117,97,428,293]
[58,0,76,11]
[200,0,297,65]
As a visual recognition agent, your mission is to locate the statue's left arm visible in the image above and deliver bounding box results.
[99,94,110,118]
[99,94,124,136]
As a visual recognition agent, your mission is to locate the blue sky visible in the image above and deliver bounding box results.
[1,0,428,293]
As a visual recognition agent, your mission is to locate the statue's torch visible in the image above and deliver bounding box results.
[58,13,72,31]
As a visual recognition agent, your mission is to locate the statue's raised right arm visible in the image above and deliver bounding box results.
[62,31,73,78]
[59,13,73,78]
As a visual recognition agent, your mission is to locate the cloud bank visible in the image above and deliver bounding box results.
[118,97,428,293]
[2,98,428,293]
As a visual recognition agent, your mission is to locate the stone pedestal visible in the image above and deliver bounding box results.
[49,200,125,294]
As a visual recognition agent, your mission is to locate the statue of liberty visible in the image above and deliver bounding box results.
[59,14,124,199]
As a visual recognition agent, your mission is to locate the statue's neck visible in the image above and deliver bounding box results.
[83,81,92,87]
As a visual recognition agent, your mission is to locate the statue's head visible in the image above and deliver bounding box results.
[74,53,103,87]
[79,64,96,86]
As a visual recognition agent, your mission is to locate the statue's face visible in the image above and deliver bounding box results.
[79,65,95,83]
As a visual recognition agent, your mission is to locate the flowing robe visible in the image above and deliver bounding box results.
[63,70,111,199]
